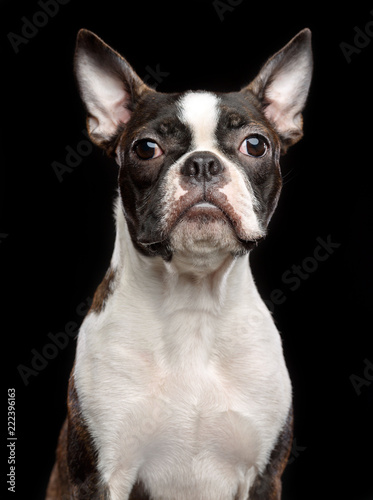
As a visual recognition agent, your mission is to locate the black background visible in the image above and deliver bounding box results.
[2,1,373,499]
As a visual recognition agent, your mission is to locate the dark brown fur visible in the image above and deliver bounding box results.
[46,374,109,499]
[90,267,117,314]
[249,407,293,500]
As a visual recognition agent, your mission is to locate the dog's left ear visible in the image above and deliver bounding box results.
[74,29,153,154]
[244,28,313,153]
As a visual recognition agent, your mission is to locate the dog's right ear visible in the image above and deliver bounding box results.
[74,29,153,153]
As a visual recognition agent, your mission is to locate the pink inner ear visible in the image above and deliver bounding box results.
[81,58,134,138]
[264,101,292,133]
[263,66,309,135]
[89,96,132,140]
[264,99,303,136]
[92,92,132,139]
[114,96,132,125]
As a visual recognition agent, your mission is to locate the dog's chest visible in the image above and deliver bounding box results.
[132,359,261,499]
[76,290,290,500]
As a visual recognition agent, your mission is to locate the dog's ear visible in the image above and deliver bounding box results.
[243,28,313,153]
[74,29,153,152]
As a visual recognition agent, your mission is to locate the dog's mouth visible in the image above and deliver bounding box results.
[174,199,230,225]
[137,198,264,252]
[172,199,263,244]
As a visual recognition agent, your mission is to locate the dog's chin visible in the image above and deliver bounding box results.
[168,208,247,256]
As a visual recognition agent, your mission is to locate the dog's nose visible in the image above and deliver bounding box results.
[181,152,224,182]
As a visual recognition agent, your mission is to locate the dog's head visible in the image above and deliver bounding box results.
[75,29,312,261]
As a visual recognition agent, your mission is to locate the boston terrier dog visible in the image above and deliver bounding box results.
[46,28,312,500]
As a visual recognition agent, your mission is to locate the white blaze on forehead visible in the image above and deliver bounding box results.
[177,92,220,150]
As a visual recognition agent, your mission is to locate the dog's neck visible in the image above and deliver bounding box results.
[108,204,258,372]
[112,198,255,308]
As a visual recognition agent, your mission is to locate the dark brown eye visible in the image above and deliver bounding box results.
[134,139,163,160]
[239,135,268,157]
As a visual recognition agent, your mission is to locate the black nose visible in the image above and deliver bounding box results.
[181,152,224,182]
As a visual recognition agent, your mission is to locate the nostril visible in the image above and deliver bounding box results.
[182,158,202,177]
[208,160,220,176]
[188,162,198,177]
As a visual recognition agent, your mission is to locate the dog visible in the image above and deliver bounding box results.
[46,28,312,500]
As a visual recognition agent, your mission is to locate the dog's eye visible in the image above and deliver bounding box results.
[134,139,163,160]
[239,135,268,157]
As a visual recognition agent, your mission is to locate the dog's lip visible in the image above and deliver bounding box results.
[185,201,226,216]
[193,201,218,209]
[182,199,234,224]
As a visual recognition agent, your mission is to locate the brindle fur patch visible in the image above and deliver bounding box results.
[89,267,117,314]
[249,406,293,500]
[46,374,109,499]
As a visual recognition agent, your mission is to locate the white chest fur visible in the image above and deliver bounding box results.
[74,217,291,500]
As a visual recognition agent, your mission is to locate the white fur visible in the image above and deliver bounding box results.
[74,199,292,500]
[177,92,220,151]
